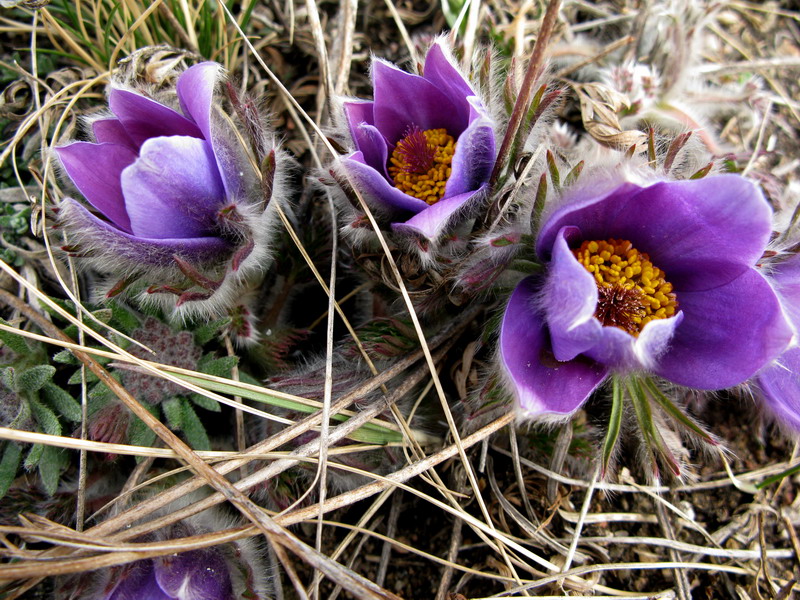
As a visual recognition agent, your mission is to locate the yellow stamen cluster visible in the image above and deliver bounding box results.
[388,128,456,205]
[572,238,678,336]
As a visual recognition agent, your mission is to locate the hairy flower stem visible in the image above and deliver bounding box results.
[489,0,561,189]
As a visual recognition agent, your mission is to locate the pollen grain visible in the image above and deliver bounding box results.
[388,127,456,205]
[572,238,678,336]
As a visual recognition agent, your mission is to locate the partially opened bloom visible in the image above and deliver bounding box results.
[56,62,285,317]
[338,41,495,241]
[754,253,800,430]
[499,174,793,419]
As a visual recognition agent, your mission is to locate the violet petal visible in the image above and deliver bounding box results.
[56,142,137,233]
[107,561,170,600]
[340,153,430,215]
[176,62,220,141]
[757,347,800,432]
[654,268,792,389]
[771,253,800,330]
[500,276,609,417]
[422,42,475,120]
[348,122,390,178]
[109,88,203,146]
[92,118,138,152]
[154,549,234,600]
[391,184,487,240]
[445,113,495,197]
[121,136,225,239]
[543,227,603,362]
[61,198,231,268]
[372,59,467,144]
[537,176,772,292]
[344,100,376,135]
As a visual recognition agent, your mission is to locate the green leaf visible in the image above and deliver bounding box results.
[0,443,22,498]
[25,443,43,469]
[128,415,157,452]
[41,382,82,422]
[757,462,800,489]
[197,355,238,378]
[38,445,65,496]
[180,398,210,451]
[190,393,221,412]
[53,349,80,365]
[564,161,584,187]
[108,301,141,333]
[643,378,715,444]
[29,397,61,437]
[1,366,15,390]
[162,397,184,430]
[194,318,227,346]
[69,368,99,385]
[601,377,624,477]
[91,308,113,324]
[171,372,405,445]
[531,173,548,232]
[16,365,56,393]
[546,150,560,192]
[0,318,30,355]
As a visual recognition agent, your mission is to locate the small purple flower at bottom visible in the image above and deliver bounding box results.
[102,547,233,600]
[754,252,800,431]
[339,40,495,241]
[499,174,793,419]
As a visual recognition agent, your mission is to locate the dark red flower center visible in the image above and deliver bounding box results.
[388,127,456,205]
[573,238,679,336]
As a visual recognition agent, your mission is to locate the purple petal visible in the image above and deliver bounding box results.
[654,268,792,389]
[121,136,225,239]
[109,88,203,146]
[348,122,390,178]
[543,227,603,362]
[757,347,800,432]
[177,62,248,203]
[392,185,487,240]
[582,312,683,369]
[56,142,137,233]
[445,112,495,197]
[92,118,138,151]
[154,549,234,600]
[107,561,170,600]
[177,62,221,141]
[537,176,773,292]
[344,100,376,131]
[372,59,468,144]
[339,153,430,214]
[771,253,800,329]
[422,42,476,117]
[61,198,231,268]
[633,311,684,369]
[500,276,608,417]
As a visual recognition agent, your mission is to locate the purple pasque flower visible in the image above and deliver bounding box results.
[339,41,495,240]
[499,174,793,419]
[754,252,800,430]
[56,62,281,316]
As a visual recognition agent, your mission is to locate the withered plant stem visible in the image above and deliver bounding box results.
[0,289,401,600]
[489,0,562,189]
